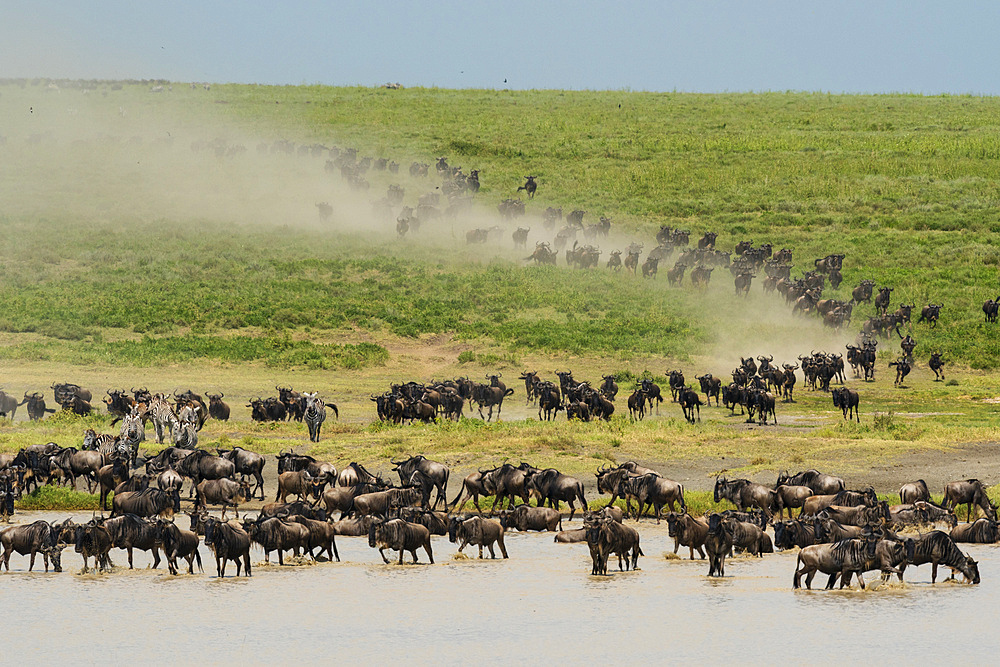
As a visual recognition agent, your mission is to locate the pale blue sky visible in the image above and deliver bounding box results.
[3,1,999,94]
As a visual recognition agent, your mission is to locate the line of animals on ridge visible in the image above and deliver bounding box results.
[318,150,986,383]
[0,450,991,589]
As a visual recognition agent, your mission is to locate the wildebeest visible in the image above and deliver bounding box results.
[773,519,820,550]
[500,504,562,532]
[943,479,997,521]
[678,387,703,424]
[705,514,734,577]
[819,502,890,527]
[623,473,685,522]
[831,387,860,422]
[584,515,642,575]
[524,468,588,520]
[696,374,721,406]
[517,175,537,198]
[112,487,181,519]
[448,515,508,559]
[917,303,942,327]
[104,514,161,569]
[774,484,814,519]
[391,455,450,510]
[793,532,881,589]
[245,515,310,565]
[276,470,324,504]
[896,530,979,584]
[217,446,266,500]
[929,352,946,381]
[352,487,421,517]
[290,515,341,562]
[776,469,845,495]
[74,521,113,573]
[21,391,55,421]
[205,392,230,421]
[0,520,62,572]
[51,447,104,492]
[156,519,203,575]
[203,516,252,577]
[951,518,999,544]
[714,477,775,515]
[175,449,236,496]
[801,487,878,516]
[368,518,434,564]
[196,478,251,518]
[983,296,999,323]
[899,479,930,505]
[666,511,708,560]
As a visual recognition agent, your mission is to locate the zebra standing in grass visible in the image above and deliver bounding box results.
[303,392,326,443]
[171,404,199,449]
[149,394,178,444]
[82,428,118,462]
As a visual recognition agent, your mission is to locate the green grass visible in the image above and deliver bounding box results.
[16,485,101,511]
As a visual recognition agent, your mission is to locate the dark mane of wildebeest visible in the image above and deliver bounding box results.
[524,468,588,520]
[391,455,450,510]
[103,513,161,569]
[500,504,563,532]
[794,533,882,590]
[775,469,845,495]
[203,516,252,577]
[290,515,341,562]
[155,519,203,575]
[174,450,235,495]
[74,520,113,573]
[216,446,266,500]
[448,515,508,559]
[665,511,708,560]
[1,520,63,572]
[951,518,1000,544]
[899,479,930,505]
[773,519,820,550]
[368,517,434,564]
[943,479,997,522]
[897,530,979,584]
[713,477,776,516]
[112,487,181,518]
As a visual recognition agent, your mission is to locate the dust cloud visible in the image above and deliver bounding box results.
[0,80,854,372]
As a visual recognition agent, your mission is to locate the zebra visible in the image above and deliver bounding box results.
[149,394,178,444]
[118,408,145,465]
[303,392,326,443]
[82,428,118,462]
[171,404,199,449]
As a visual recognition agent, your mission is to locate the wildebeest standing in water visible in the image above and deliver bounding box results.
[368,518,434,565]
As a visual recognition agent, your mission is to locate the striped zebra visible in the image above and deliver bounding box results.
[303,392,326,442]
[118,408,145,464]
[149,394,178,444]
[82,428,117,463]
[170,404,199,449]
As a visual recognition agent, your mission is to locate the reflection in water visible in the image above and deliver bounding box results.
[2,512,998,662]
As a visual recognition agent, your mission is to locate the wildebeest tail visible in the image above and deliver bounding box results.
[504,388,514,397]
[679,485,687,511]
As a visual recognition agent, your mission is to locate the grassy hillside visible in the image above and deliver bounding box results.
[0,80,998,371]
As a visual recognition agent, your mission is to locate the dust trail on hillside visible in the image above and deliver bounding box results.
[0,81,855,370]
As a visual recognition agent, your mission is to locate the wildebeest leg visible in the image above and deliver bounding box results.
[331,536,340,562]
[243,553,251,576]
[425,542,434,564]
[400,549,407,565]
[127,547,134,569]
[378,547,390,564]
[479,544,485,559]
[498,536,508,559]
[931,561,938,583]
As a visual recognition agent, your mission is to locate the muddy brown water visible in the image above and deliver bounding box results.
[3,511,998,663]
